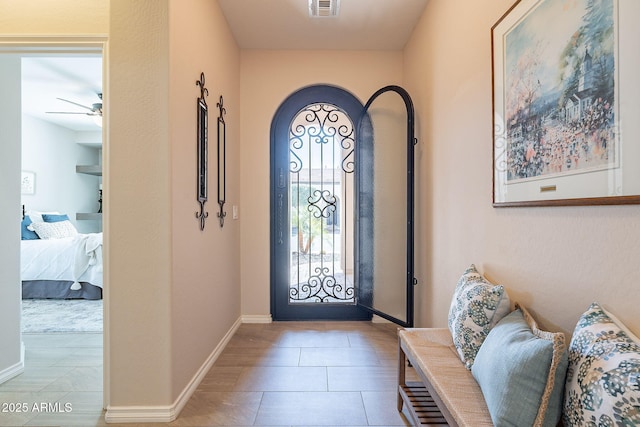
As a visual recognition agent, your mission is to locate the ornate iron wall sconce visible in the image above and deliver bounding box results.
[195,72,209,230]
[217,96,227,227]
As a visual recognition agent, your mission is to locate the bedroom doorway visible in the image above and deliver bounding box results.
[0,40,107,411]
[20,54,104,327]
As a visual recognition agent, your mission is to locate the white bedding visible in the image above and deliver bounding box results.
[21,232,103,288]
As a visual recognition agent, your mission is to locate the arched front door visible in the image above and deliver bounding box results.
[270,84,415,326]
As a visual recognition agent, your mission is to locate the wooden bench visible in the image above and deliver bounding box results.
[397,328,493,426]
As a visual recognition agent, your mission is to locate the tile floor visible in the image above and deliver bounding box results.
[0,322,416,426]
[0,332,104,427]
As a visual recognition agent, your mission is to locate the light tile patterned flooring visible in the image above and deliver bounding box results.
[0,332,104,427]
[0,322,416,426]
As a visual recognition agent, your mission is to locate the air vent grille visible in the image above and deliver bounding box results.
[309,0,340,17]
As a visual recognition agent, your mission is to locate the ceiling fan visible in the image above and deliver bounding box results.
[46,93,102,117]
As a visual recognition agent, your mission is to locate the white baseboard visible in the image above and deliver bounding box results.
[0,342,24,385]
[104,316,243,424]
[104,405,176,424]
[241,314,272,324]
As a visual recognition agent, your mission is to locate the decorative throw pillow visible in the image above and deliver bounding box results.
[563,302,640,426]
[447,264,511,369]
[20,215,40,240]
[472,304,568,427]
[42,213,70,222]
[25,210,60,223]
[30,220,78,239]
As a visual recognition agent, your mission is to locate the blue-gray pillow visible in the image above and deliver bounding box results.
[42,213,69,222]
[21,215,40,240]
[563,302,640,426]
[472,304,568,427]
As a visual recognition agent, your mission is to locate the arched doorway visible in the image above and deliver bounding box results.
[270,84,369,321]
[270,84,416,326]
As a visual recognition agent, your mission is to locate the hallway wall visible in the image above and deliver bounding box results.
[403,0,640,335]
[108,0,242,413]
[168,0,241,402]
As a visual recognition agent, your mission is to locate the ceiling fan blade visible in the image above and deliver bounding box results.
[46,111,98,116]
[56,97,94,112]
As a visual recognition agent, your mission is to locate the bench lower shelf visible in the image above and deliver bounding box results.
[399,381,448,426]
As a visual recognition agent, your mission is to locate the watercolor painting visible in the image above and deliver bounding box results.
[504,0,616,182]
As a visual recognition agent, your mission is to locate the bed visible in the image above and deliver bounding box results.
[20,207,103,300]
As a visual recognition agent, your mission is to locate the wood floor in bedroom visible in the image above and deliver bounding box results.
[0,322,416,426]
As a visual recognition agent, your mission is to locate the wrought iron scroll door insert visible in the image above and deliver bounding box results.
[288,103,355,304]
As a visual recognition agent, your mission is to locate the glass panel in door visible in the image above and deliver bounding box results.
[357,86,415,327]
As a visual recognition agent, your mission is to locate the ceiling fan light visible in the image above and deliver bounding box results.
[93,115,103,128]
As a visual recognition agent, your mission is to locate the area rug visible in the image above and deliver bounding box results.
[22,299,103,333]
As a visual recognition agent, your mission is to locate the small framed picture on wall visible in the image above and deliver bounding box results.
[21,171,35,195]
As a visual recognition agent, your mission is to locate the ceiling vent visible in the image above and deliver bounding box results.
[309,0,340,17]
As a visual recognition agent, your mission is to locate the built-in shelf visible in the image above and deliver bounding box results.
[76,213,102,221]
[76,165,102,176]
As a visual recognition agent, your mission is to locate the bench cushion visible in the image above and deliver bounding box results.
[399,328,494,426]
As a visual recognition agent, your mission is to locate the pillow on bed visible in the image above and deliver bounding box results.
[25,210,60,223]
[30,220,78,239]
[21,215,40,240]
[42,213,70,222]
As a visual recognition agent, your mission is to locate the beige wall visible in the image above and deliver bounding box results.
[168,0,241,400]
[239,50,403,316]
[108,0,173,406]
[109,0,241,409]
[0,0,108,34]
[404,0,640,335]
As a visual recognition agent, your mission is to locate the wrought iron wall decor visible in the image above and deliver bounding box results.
[216,96,227,227]
[195,72,209,230]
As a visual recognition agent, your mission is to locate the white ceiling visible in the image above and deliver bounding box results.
[218,0,429,50]
[22,1,428,131]
[22,56,103,132]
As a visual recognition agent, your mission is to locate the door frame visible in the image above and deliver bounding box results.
[0,36,109,407]
[269,84,371,321]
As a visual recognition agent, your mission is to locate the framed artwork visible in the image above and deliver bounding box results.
[492,0,640,206]
[21,171,35,195]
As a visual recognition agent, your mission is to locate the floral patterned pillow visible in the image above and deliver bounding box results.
[447,264,511,369]
[563,302,640,426]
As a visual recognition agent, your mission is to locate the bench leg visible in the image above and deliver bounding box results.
[398,337,406,411]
